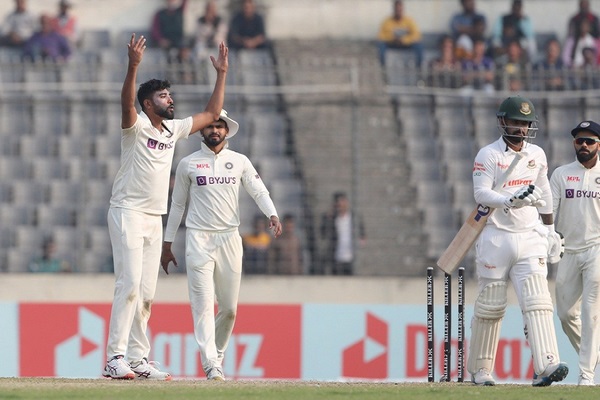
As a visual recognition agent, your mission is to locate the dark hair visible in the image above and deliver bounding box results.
[333,191,347,201]
[137,79,171,111]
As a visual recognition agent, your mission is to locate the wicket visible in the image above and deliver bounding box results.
[427,266,465,382]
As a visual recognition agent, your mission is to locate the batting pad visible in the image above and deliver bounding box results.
[522,274,560,374]
[468,282,507,373]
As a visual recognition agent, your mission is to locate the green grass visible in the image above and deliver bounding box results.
[0,379,598,400]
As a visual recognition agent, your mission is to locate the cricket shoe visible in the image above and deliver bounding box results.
[532,362,568,387]
[578,374,594,386]
[103,355,135,380]
[131,358,172,381]
[471,368,496,386]
[207,367,225,381]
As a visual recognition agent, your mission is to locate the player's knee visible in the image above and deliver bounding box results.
[474,281,507,319]
[522,274,553,313]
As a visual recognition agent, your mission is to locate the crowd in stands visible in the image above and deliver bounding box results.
[0,0,270,66]
[378,0,600,92]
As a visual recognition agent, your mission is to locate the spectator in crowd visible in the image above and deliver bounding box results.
[495,38,529,91]
[449,0,486,41]
[568,0,600,39]
[428,34,461,88]
[243,213,273,274]
[227,0,269,50]
[0,0,37,48]
[28,236,71,273]
[376,0,423,66]
[490,0,537,62]
[563,18,598,68]
[269,213,303,274]
[454,13,487,62]
[194,0,228,59]
[22,13,71,62]
[50,0,78,48]
[151,0,188,60]
[533,37,565,91]
[460,37,495,92]
[320,192,366,275]
[573,46,600,90]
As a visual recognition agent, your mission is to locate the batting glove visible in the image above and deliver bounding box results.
[547,229,565,264]
[503,185,546,210]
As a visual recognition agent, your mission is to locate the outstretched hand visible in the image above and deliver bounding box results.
[127,33,146,67]
[210,41,229,74]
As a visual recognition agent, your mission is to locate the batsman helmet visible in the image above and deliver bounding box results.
[496,96,537,122]
[496,95,538,141]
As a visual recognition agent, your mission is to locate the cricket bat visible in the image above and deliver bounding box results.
[436,152,524,274]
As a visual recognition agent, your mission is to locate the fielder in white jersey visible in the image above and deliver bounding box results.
[468,96,568,386]
[161,110,282,381]
[551,120,600,386]
[103,34,229,380]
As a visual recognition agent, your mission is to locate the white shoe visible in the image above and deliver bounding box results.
[103,355,135,380]
[207,366,225,381]
[578,374,594,386]
[131,358,172,381]
[532,362,568,387]
[471,368,496,386]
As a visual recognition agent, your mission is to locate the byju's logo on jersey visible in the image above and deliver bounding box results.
[147,138,174,150]
[196,176,237,186]
[566,189,574,198]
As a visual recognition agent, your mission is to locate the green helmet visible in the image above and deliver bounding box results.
[496,96,537,122]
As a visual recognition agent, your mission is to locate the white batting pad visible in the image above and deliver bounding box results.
[522,274,560,374]
[468,282,507,373]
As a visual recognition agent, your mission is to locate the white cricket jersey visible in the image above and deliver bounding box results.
[550,156,600,251]
[110,111,192,215]
[164,142,278,241]
[473,137,552,232]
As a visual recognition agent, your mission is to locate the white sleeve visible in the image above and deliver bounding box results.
[164,159,191,242]
[473,149,508,208]
[549,167,562,218]
[535,154,553,215]
[242,158,278,218]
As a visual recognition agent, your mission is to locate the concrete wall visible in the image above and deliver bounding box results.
[1,0,589,44]
[0,273,544,305]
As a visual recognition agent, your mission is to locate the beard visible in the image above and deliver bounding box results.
[156,105,174,120]
[203,134,225,147]
[576,149,597,163]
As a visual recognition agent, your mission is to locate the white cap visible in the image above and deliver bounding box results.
[219,109,239,138]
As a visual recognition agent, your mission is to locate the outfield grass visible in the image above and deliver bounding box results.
[0,379,599,400]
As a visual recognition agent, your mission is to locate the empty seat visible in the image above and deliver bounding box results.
[11,180,48,204]
[93,135,121,158]
[0,157,33,179]
[79,29,112,50]
[0,96,33,134]
[57,136,92,158]
[36,204,77,226]
[6,248,32,273]
[79,251,114,273]
[80,204,109,226]
[14,225,44,249]
[84,181,113,207]
[20,135,58,157]
[47,180,83,205]
[85,226,112,253]
[255,156,294,182]
[31,158,70,180]
[31,93,70,135]
[0,204,37,226]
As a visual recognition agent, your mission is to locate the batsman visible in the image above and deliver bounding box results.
[468,96,568,386]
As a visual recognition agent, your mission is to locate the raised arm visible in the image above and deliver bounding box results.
[121,34,146,129]
[190,41,228,134]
